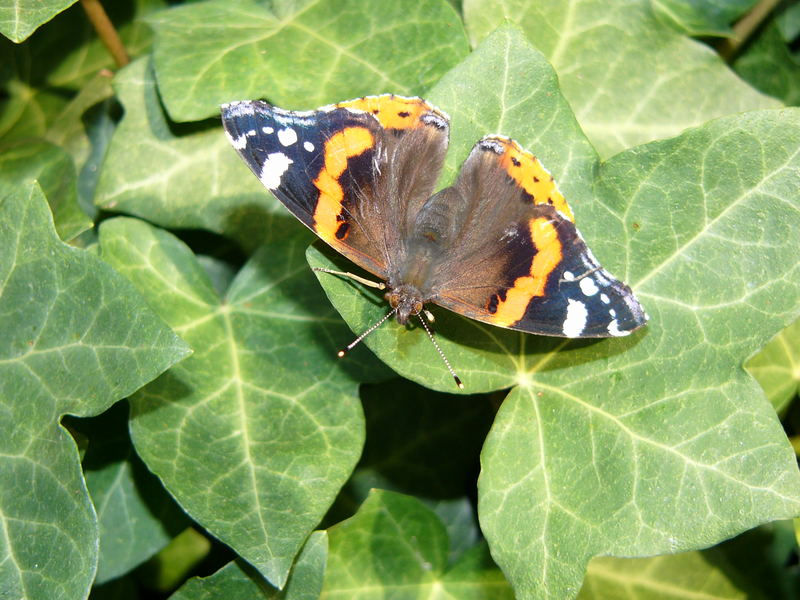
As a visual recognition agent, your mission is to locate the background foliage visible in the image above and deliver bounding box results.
[1,1,800,599]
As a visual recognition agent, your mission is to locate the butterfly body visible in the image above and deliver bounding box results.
[221,95,647,339]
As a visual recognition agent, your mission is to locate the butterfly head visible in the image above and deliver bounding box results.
[385,285,424,325]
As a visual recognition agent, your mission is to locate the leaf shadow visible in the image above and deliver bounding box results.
[322,377,495,527]
[66,400,189,544]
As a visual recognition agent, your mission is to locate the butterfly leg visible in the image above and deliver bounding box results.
[312,267,386,290]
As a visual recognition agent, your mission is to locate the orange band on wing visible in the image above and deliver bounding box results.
[493,137,574,222]
[491,217,562,327]
[313,126,374,243]
[338,95,442,130]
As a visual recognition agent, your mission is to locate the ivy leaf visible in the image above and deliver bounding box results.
[43,0,164,91]
[734,18,800,106]
[580,540,786,600]
[324,379,492,564]
[0,183,190,600]
[477,112,800,599]
[170,533,327,599]
[94,58,281,250]
[0,139,91,240]
[650,0,753,36]
[311,26,800,598]
[98,216,388,589]
[146,0,469,122]
[462,0,780,157]
[357,379,494,497]
[0,0,161,130]
[777,2,800,41]
[322,490,513,598]
[42,71,114,167]
[70,402,189,585]
[0,0,76,42]
[747,319,800,414]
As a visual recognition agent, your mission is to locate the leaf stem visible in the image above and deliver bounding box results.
[717,0,782,62]
[80,0,130,68]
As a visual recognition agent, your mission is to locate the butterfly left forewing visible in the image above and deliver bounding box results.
[431,135,647,338]
[221,100,393,278]
[221,96,450,281]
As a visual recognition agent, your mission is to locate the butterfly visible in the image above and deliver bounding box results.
[221,94,647,386]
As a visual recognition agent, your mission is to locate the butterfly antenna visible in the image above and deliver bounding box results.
[417,312,464,389]
[338,307,397,358]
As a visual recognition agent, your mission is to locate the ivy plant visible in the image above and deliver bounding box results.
[1,1,799,599]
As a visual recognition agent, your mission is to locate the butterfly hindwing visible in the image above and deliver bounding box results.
[431,135,647,338]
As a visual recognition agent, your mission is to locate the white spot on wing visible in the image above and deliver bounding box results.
[600,293,610,304]
[278,128,298,146]
[478,139,504,154]
[262,126,274,134]
[563,271,575,281]
[303,141,315,152]
[260,152,293,189]
[608,319,630,336]
[579,277,599,296]
[226,131,248,150]
[594,269,612,286]
[500,224,518,240]
[421,112,448,130]
[562,299,588,337]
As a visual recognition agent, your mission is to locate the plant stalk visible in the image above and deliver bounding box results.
[718,0,782,62]
[80,0,129,68]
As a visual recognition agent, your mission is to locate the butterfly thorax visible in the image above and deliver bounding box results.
[386,188,461,323]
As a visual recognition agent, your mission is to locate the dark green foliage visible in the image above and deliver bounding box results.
[1,1,799,599]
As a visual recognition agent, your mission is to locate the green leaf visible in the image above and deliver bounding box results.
[478,108,800,598]
[650,0,754,36]
[734,19,800,106]
[43,71,114,168]
[322,490,513,598]
[747,318,800,414]
[0,46,68,141]
[0,139,91,240]
[94,58,283,250]
[44,0,164,90]
[310,25,598,393]
[580,551,760,599]
[146,0,469,121]
[0,183,190,600]
[70,401,189,584]
[777,1,800,41]
[0,0,76,43]
[462,0,780,157]
[169,532,327,600]
[324,379,491,563]
[358,379,494,496]
[1,0,162,96]
[141,527,212,593]
[98,216,387,588]
[312,26,800,599]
